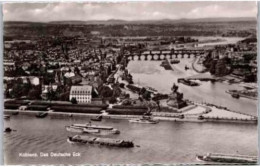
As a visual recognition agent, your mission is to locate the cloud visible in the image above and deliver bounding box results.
[3,2,257,22]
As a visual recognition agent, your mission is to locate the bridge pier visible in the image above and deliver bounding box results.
[144,55,148,61]
[150,55,154,61]
[163,54,166,60]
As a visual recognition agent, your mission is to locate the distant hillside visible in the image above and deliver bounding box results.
[46,17,256,25]
[4,17,257,39]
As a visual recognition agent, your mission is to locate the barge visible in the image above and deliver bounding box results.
[196,153,257,164]
[170,59,180,64]
[160,60,173,70]
[68,135,134,147]
[177,78,199,86]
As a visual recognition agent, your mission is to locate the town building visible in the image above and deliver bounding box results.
[69,85,92,103]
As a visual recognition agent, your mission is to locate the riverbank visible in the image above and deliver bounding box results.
[192,56,207,73]
[226,90,257,100]
[4,108,257,124]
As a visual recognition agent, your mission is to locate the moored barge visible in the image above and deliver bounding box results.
[196,153,257,164]
[68,135,134,147]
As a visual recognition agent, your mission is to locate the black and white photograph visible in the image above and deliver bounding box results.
[2,1,258,165]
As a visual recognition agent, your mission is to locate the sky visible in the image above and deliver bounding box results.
[3,1,258,22]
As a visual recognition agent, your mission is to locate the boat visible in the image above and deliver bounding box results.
[177,78,199,86]
[91,115,102,121]
[198,115,204,120]
[4,115,10,120]
[185,65,189,70]
[66,125,100,133]
[170,59,180,64]
[68,124,120,134]
[4,127,12,133]
[160,60,173,70]
[145,86,158,94]
[83,128,100,133]
[196,153,257,164]
[231,93,240,99]
[129,116,159,124]
[66,126,85,133]
[68,135,134,147]
[35,112,48,118]
[72,123,113,130]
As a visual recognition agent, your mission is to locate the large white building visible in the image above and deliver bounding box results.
[69,85,92,103]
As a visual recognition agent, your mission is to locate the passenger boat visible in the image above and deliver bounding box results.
[65,126,84,133]
[196,153,257,164]
[68,135,134,147]
[72,123,113,130]
[129,116,159,124]
[66,125,100,133]
[83,128,100,133]
[68,124,120,134]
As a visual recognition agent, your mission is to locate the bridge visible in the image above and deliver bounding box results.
[126,50,206,61]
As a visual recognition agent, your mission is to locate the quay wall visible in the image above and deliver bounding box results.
[190,101,257,118]
[4,109,257,124]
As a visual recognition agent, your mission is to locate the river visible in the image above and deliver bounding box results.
[194,36,245,47]
[127,58,257,116]
[4,115,257,165]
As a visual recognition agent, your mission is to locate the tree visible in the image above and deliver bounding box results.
[28,86,41,100]
[59,92,70,101]
[71,97,78,104]
[47,89,58,101]
[125,93,130,99]
[74,67,80,75]
[10,78,24,98]
[92,88,99,98]
[119,83,125,88]
[142,91,151,101]
[122,99,132,105]
[98,86,113,98]
[109,97,117,104]
[156,100,161,111]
